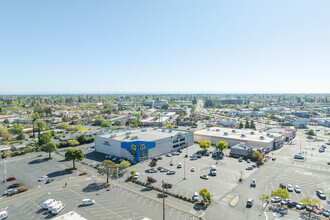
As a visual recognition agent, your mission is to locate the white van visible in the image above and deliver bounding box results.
[82,199,95,206]
[48,201,62,212]
[51,203,65,215]
[42,199,56,209]
[192,192,199,201]
[210,165,217,176]
[0,211,8,220]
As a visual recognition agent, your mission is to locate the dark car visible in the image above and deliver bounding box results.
[6,177,16,181]
[296,203,306,210]
[178,150,182,153]
[294,155,304,160]
[272,157,276,161]
[46,178,55,184]
[287,201,298,208]
[8,183,19,188]
[157,166,163,170]
[323,210,330,217]
[279,183,286,189]
[316,190,326,200]
[306,206,313,212]
[157,157,163,160]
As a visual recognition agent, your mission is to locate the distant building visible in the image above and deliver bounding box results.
[230,143,265,158]
[292,118,310,128]
[173,101,193,106]
[219,98,244,105]
[154,100,168,107]
[95,128,194,162]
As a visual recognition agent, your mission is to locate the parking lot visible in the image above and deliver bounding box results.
[0,153,77,196]
[4,179,200,220]
[131,144,259,201]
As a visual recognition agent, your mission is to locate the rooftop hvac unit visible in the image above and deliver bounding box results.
[260,136,264,140]
[169,130,172,133]
[241,134,245,138]
[224,132,228,135]
[126,132,131,135]
[269,135,274,138]
[162,129,166,132]
[141,129,147,132]
[126,135,130,139]
[267,133,270,136]
[232,130,236,133]
[216,129,220,131]
[251,132,255,135]
[154,127,157,130]
[207,129,210,131]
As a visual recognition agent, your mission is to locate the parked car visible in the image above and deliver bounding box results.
[281,199,291,206]
[191,167,195,172]
[294,155,304,160]
[192,192,199,201]
[178,150,182,153]
[146,169,157,173]
[190,155,197,160]
[4,189,18,195]
[287,201,298,208]
[8,183,19,188]
[196,154,202,158]
[306,206,313,212]
[157,167,163,171]
[157,157,163,160]
[42,199,56,209]
[200,175,209,180]
[160,168,169,172]
[246,166,253,170]
[46,178,55,184]
[167,170,176,175]
[287,184,293,192]
[177,163,182,168]
[81,199,95,206]
[0,211,8,220]
[166,153,172,157]
[316,190,326,200]
[272,157,276,161]
[205,151,210,156]
[319,148,325,153]
[250,179,256,187]
[271,197,281,203]
[133,173,140,179]
[313,207,324,214]
[172,152,179,156]
[238,158,242,162]
[279,183,286,189]
[246,198,254,207]
[323,210,330,217]
[247,159,251,163]
[294,185,301,193]
[38,176,48,182]
[51,203,65,215]
[296,203,306,210]
[6,177,16,181]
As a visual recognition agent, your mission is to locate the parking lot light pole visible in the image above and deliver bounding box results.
[183,158,186,180]
[267,176,270,204]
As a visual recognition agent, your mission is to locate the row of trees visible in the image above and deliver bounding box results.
[239,120,256,129]
[199,140,228,155]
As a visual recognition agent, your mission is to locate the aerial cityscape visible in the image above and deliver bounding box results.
[1,1,329,220]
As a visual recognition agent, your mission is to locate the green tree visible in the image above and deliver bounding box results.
[97,160,117,183]
[215,141,228,155]
[76,134,87,144]
[39,132,52,145]
[199,188,211,205]
[12,123,24,134]
[271,188,290,200]
[239,121,244,129]
[253,151,264,165]
[67,139,79,146]
[199,140,211,152]
[250,120,256,129]
[245,120,250,128]
[3,119,10,124]
[42,141,57,159]
[167,124,174,129]
[118,160,131,170]
[65,148,84,168]
[58,123,69,130]
[130,169,136,177]
[100,121,112,127]
[306,129,315,136]
[300,196,321,207]
[34,120,47,144]
[17,132,26,140]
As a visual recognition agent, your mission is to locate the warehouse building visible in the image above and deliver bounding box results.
[194,127,284,152]
[95,128,194,162]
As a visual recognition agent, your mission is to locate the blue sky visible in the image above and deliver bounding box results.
[0,0,329,94]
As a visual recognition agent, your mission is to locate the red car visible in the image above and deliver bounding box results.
[6,177,16,181]
[8,183,20,188]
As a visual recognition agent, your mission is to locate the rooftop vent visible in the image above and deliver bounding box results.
[260,136,264,140]
[251,132,255,135]
[224,132,228,136]
[232,130,236,133]
[241,134,245,138]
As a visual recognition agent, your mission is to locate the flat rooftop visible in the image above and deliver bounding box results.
[98,128,192,142]
[194,127,281,143]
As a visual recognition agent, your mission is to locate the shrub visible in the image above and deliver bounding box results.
[65,167,77,171]
[79,172,87,176]
[18,188,29,193]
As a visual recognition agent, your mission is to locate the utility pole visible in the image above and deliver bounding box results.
[162,180,165,220]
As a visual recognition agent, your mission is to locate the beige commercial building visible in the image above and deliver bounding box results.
[194,127,284,152]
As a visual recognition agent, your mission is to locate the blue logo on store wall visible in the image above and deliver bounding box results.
[121,141,156,162]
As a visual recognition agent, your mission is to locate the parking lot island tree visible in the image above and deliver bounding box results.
[199,140,211,152]
[130,169,136,177]
[118,160,131,170]
[199,188,211,205]
[271,188,290,200]
[215,141,228,155]
[253,151,264,166]
[300,196,321,218]
[306,129,315,136]
[166,124,174,129]
[64,148,84,169]
[42,141,57,159]
[98,160,117,183]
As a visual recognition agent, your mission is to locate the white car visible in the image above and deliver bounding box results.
[82,199,95,206]
[0,211,8,220]
[192,192,199,201]
[294,185,301,193]
[191,167,195,172]
[42,199,56,209]
[4,189,18,195]
[51,203,65,215]
[38,176,48,182]
[287,184,293,192]
[133,173,140,179]
[177,163,182,168]
[48,201,62,212]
